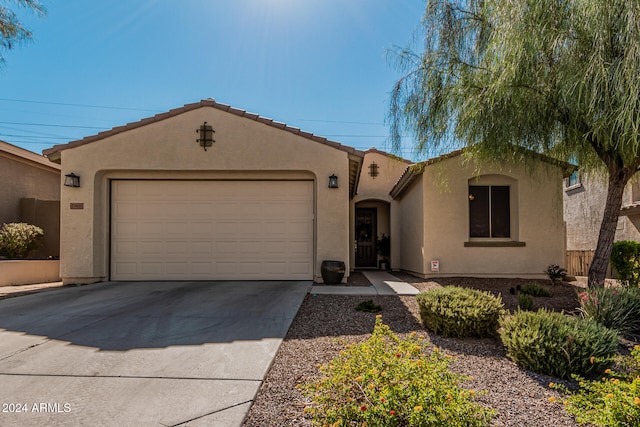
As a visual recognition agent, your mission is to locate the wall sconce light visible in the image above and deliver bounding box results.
[328,174,339,188]
[196,121,215,151]
[64,173,80,188]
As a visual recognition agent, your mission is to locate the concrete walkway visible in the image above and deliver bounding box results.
[0,281,65,299]
[310,270,420,296]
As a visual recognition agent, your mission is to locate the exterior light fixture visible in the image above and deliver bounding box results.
[328,174,339,188]
[64,173,80,188]
[368,162,379,178]
[196,121,215,151]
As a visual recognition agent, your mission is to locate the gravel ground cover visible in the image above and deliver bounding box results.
[244,273,595,426]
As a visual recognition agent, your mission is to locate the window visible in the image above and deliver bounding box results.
[565,171,581,189]
[469,185,510,238]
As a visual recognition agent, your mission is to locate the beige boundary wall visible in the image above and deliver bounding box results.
[0,260,60,286]
[46,102,361,284]
[394,154,567,279]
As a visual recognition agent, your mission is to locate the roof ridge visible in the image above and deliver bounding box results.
[43,99,365,159]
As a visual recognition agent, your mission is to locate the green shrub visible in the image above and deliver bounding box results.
[517,293,534,311]
[520,283,552,297]
[500,309,618,379]
[552,346,640,426]
[416,287,505,338]
[355,300,382,313]
[546,264,568,281]
[578,287,640,340]
[0,223,44,259]
[610,241,640,287]
[301,316,494,426]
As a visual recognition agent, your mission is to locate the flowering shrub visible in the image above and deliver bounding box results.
[416,287,505,338]
[578,287,640,340]
[301,316,494,426]
[500,309,618,379]
[551,346,640,426]
[0,223,44,259]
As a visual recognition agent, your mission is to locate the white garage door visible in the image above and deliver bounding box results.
[111,180,314,281]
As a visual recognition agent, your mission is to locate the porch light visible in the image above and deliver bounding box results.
[328,174,339,188]
[64,173,80,188]
[196,121,215,151]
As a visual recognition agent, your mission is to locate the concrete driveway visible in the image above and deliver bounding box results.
[0,280,310,426]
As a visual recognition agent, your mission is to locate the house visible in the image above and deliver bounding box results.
[563,171,640,276]
[43,99,570,284]
[389,150,572,278]
[0,140,61,258]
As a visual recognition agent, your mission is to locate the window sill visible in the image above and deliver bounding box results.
[564,183,583,192]
[464,241,526,247]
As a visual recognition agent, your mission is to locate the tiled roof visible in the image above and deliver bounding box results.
[364,147,412,164]
[43,99,365,159]
[0,140,61,171]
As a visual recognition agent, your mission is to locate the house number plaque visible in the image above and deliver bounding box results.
[70,203,84,210]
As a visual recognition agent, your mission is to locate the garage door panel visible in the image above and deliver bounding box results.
[111,180,314,280]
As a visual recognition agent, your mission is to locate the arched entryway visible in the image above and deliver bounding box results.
[354,199,391,268]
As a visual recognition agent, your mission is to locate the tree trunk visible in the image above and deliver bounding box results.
[588,167,632,286]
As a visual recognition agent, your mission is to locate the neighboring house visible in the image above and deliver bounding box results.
[43,99,570,284]
[0,140,61,258]
[563,171,640,276]
[389,150,572,278]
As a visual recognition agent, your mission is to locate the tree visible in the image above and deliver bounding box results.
[0,0,45,66]
[389,0,640,286]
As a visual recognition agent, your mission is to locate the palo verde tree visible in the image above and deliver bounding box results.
[0,0,45,66]
[389,0,640,286]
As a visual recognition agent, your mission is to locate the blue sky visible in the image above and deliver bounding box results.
[0,0,425,159]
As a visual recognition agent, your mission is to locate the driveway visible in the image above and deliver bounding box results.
[0,280,310,426]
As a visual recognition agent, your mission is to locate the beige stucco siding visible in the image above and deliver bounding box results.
[397,178,426,274]
[57,106,352,284]
[401,156,565,278]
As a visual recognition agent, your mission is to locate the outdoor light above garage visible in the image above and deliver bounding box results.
[64,173,80,187]
[328,174,338,188]
[196,121,215,151]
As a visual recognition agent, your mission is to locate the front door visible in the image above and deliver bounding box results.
[355,208,377,267]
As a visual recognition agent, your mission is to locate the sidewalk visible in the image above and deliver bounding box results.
[309,270,420,296]
[0,281,64,299]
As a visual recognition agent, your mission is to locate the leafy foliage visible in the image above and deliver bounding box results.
[546,264,568,282]
[0,0,45,66]
[0,222,43,259]
[520,283,552,297]
[355,300,382,313]
[301,316,494,426]
[416,287,505,338]
[389,0,640,285]
[610,241,640,287]
[500,309,618,379]
[517,293,534,311]
[578,287,640,340]
[552,346,640,426]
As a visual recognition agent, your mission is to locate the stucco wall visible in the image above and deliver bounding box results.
[0,151,60,226]
[397,178,426,274]
[401,156,566,278]
[564,172,640,250]
[352,150,409,270]
[57,106,353,284]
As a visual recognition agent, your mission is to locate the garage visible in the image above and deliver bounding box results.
[111,180,314,281]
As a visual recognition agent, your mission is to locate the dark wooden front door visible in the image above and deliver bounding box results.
[355,208,377,267]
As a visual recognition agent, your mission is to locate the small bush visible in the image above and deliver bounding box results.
[500,309,618,379]
[517,293,534,311]
[610,240,640,287]
[301,316,494,426]
[355,300,382,313]
[546,264,568,281]
[520,283,552,297]
[552,346,640,426]
[416,287,505,338]
[0,223,44,259]
[578,287,640,340]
